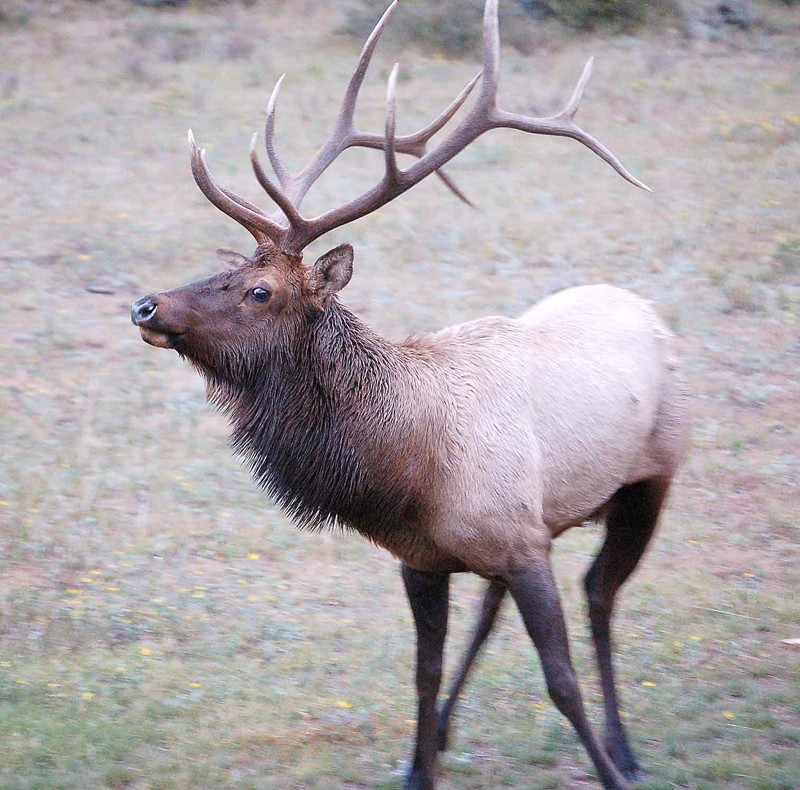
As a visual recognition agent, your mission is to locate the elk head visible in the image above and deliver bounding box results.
[131,243,353,378]
[131,0,648,374]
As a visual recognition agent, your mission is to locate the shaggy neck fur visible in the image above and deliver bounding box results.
[201,299,434,545]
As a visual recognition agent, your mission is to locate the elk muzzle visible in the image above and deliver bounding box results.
[131,294,184,349]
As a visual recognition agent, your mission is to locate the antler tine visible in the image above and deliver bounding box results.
[217,184,271,220]
[542,56,650,189]
[250,133,307,229]
[433,169,476,208]
[493,60,652,191]
[347,71,481,155]
[497,110,652,192]
[345,72,481,206]
[399,71,481,207]
[283,0,400,210]
[572,130,651,191]
[384,63,400,185]
[339,0,399,133]
[188,130,284,246]
[409,71,482,146]
[561,57,593,121]
[264,73,289,189]
[261,0,476,218]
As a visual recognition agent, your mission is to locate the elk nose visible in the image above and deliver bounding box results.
[131,296,158,325]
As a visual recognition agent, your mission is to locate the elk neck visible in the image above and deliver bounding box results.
[206,298,444,551]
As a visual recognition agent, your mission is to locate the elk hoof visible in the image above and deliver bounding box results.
[605,738,643,784]
[403,767,434,790]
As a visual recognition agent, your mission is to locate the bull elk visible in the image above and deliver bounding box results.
[131,1,690,787]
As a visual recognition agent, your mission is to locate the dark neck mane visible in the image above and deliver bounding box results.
[206,300,426,537]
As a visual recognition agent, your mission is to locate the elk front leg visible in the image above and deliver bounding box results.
[437,579,506,752]
[506,554,630,790]
[401,564,450,790]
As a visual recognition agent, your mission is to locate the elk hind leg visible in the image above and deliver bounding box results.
[507,553,630,790]
[436,579,506,752]
[584,476,670,781]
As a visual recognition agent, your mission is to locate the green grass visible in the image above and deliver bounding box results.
[1,1,799,788]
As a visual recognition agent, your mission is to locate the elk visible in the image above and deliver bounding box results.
[131,1,689,788]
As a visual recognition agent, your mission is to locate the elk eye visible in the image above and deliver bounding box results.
[250,287,271,302]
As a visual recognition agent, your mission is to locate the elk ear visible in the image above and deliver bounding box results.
[308,244,353,303]
[216,248,250,270]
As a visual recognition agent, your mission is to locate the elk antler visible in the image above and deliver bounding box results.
[189,0,649,255]
[258,1,479,213]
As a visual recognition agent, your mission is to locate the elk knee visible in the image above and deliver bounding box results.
[416,655,444,696]
[583,566,612,617]
[545,670,582,717]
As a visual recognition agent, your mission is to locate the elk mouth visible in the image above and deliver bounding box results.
[138,325,185,349]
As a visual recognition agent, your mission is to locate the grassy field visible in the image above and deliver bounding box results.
[1,1,799,788]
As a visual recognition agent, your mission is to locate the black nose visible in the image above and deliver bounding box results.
[131,296,158,325]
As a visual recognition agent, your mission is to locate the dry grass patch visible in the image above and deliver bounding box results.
[1,2,799,788]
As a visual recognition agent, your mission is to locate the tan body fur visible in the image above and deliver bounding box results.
[368,284,689,576]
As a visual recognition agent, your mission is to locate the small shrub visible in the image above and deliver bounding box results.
[341,0,540,58]
[342,0,676,56]
[774,234,800,272]
[0,0,36,26]
[548,0,649,32]
[722,276,767,313]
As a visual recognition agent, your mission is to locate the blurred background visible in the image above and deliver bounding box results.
[1,1,798,788]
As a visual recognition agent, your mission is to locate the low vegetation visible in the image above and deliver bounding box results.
[343,0,790,51]
[1,1,798,788]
